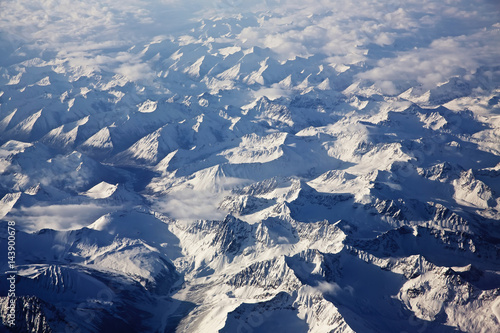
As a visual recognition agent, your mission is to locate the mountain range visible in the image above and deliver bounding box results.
[1,0,499,332]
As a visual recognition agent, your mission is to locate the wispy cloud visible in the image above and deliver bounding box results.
[2,0,497,92]
[7,203,122,232]
[153,189,228,221]
[357,28,500,94]
[230,0,500,93]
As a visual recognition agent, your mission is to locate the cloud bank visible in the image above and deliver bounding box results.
[1,0,498,94]
[8,203,122,232]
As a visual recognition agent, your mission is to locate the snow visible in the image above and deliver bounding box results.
[81,182,118,199]
[80,127,113,150]
[137,99,158,113]
[1,0,500,332]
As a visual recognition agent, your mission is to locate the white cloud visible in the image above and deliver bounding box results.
[115,62,154,82]
[1,0,498,95]
[358,28,500,94]
[315,281,342,295]
[225,0,500,93]
[8,203,122,232]
[153,189,228,221]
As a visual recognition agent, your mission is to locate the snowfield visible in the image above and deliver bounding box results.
[1,0,500,332]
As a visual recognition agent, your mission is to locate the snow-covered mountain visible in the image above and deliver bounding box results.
[1,0,499,332]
